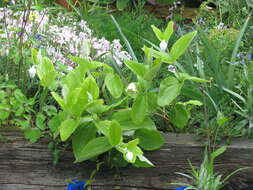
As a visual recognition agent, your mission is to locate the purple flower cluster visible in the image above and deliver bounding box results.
[0,8,131,72]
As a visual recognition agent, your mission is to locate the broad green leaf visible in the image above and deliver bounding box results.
[0,105,10,120]
[68,87,88,117]
[60,119,79,141]
[131,93,148,124]
[170,104,189,129]
[144,60,162,81]
[75,137,112,162]
[108,120,122,146]
[116,0,130,10]
[134,129,164,151]
[151,25,163,41]
[112,109,156,131]
[64,67,84,91]
[52,111,68,139]
[170,31,197,62]
[31,48,38,65]
[37,57,56,88]
[124,60,148,78]
[105,73,123,99]
[69,56,105,72]
[48,115,61,133]
[150,49,174,64]
[24,128,42,143]
[163,21,174,41]
[96,120,110,136]
[147,92,158,112]
[83,75,99,100]
[86,99,107,114]
[36,113,46,130]
[158,76,183,106]
[13,89,26,102]
[72,124,96,159]
[51,92,65,110]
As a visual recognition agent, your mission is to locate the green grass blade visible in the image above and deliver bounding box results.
[197,26,223,87]
[223,167,250,183]
[110,15,138,62]
[203,90,219,112]
[227,15,251,89]
[220,86,246,103]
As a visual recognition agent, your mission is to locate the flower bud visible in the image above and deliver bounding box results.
[126,151,134,161]
[28,65,36,78]
[159,40,168,51]
[126,82,137,93]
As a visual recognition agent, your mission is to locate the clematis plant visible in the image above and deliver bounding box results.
[32,21,207,167]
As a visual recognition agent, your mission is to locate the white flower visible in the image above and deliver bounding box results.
[126,151,134,161]
[159,40,168,51]
[28,65,36,78]
[217,22,227,30]
[66,66,73,72]
[126,82,137,92]
[168,65,177,73]
[113,56,123,66]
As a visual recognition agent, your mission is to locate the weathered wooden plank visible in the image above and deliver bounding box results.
[0,128,253,190]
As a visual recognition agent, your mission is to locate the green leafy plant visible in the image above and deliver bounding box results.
[0,76,34,127]
[33,49,159,166]
[0,76,44,143]
[32,21,207,167]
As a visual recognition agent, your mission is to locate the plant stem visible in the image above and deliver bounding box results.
[18,0,32,89]
[39,87,49,111]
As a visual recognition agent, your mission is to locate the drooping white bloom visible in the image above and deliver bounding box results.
[126,82,137,92]
[159,40,168,51]
[28,65,36,78]
[126,151,134,161]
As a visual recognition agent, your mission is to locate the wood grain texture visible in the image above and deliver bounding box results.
[1,128,253,190]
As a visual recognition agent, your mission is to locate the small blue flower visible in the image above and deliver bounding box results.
[247,53,252,61]
[67,179,87,190]
[173,186,188,190]
[34,34,43,41]
[236,53,242,58]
